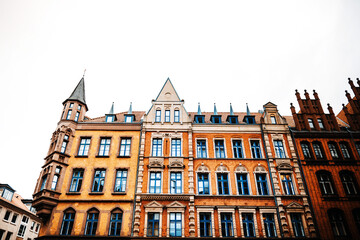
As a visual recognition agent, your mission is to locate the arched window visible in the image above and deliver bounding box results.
[60,208,75,235]
[328,142,340,159]
[254,166,269,195]
[197,164,210,195]
[312,141,324,159]
[109,208,123,236]
[300,141,312,159]
[85,208,99,236]
[316,171,335,195]
[339,171,358,195]
[328,209,348,237]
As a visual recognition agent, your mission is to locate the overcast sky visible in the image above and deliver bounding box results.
[0,0,359,199]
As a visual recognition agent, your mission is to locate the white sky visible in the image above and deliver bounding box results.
[0,0,359,198]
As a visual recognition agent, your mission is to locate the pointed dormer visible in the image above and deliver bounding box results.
[144,78,191,124]
[210,103,222,123]
[61,77,88,122]
[194,103,205,123]
[226,103,239,124]
[262,102,286,124]
[243,103,256,124]
[124,102,135,123]
[105,102,117,122]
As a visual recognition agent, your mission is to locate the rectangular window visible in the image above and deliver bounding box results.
[318,173,335,195]
[199,213,212,237]
[40,175,47,190]
[232,140,243,158]
[165,110,170,122]
[281,174,295,195]
[236,173,249,195]
[174,110,180,122]
[66,110,72,120]
[17,216,29,237]
[78,137,91,156]
[215,140,225,158]
[198,173,210,195]
[98,138,111,156]
[251,140,262,158]
[60,212,75,235]
[170,172,182,194]
[291,213,305,237]
[109,212,122,236]
[196,140,207,158]
[152,139,162,157]
[220,213,233,237]
[217,173,229,195]
[5,232,12,240]
[92,170,106,192]
[74,112,80,122]
[30,221,35,231]
[69,169,84,192]
[195,115,205,123]
[318,118,324,129]
[274,140,286,158]
[11,213,18,224]
[308,118,314,128]
[242,213,255,237]
[356,142,360,157]
[171,139,181,157]
[263,213,277,237]
[149,172,161,193]
[85,212,98,236]
[114,170,127,192]
[328,143,339,159]
[271,116,277,124]
[256,173,269,195]
[169,212,182,237]
[147,213,160,237]
[155,110,161,122]
[77,105,81,111]
[300,142,312,159]
[228,116,238,124]
[4,210,11,221]
[124,115,133,123]
[69,103,74,108]
[35,223,40,232]
[211,116,222,123]
[106,115,114,122]
[1,188,14,201]
[61,135,69,153]
[51,169,60,191]
[119,138,131,157]
[340,143,351,159]
[312,143,323,159]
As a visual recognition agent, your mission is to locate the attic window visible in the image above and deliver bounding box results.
[228,116,238,124]
[244,116,255,124]
[106,115,115,123]
[125,115,133,123]
[1,187,14,201]
[194,115,205,123]
[211,116,222,124]
[270,116,276,124]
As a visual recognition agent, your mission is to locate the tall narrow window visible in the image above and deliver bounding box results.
[198,173,210,195]
[290,213,305,237]
[242,213,255,237]
[69,169,83,192]
[317,171,335,195]
[263,213,277,237]
[251,140,262,158]
[256,173,269,195]
[61,135,69,153]
[66,110,72,120]
[114,170,127,193]
[3,210,11,221]
[92,170,106,192]
[215,140,225,158]
[169,213,182,237]
[98,138,111,156]
[328,209,348,237]
[196,140,207,158]
[60,210,75,235]
[85,210,99,236]
[11,214,18,224]
[40,175,47,190]
[312,142,324,159]
[317,118,324,129]
[174,110,180,122]
[171,139,181,157]
[78,137,91,156]
[340,171,358,195]
[281,174,295,195]
[270,115,277,124]
[74,112,80,122]
[170,172,182,194]
[220,213,233,237]
[199,213,212,237]
[274,140,286,158]
[353,209,360,234]
[155,110,161,122]
[152,138,162,157]
[308,118,314,128]
[232,140,243,158]
[217,173,229,195]
[69,103,74,108]
[328,142,339,159]
[300,141,312,159]
[236,173,249,195]
[149,172,161,193]
[77,105,81,111]
[147,213,160,237]
[339,142,351,159]
[356,142,360,157]
[51,167,61,191]
[165,110,170,122]
[17,216,29,238]
[109,209,122,236]
[119,138,131,157]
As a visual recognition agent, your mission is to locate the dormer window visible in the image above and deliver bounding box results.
[155,110,161,122]
[244,116,255,124]
[211,116,222,123]
[317,119,324,129]
[308,119,314,129]
[125,115,133,123]
[227,116,238,124]
[0,185,14,201]
[106,115,115,122]
[270,115,276,124]
[194,115,205,123]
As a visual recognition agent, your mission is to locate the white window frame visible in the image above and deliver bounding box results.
[169,171,183,194]
[259,209,280,238]
[287,210,308,238]
[195,138,209,158]
[238,209,259,238]
[196,207,215,237]
[234,165,251,195]
[249,138,264,159]
[215,165,231,195]
[196,164,212,196]
[231,138,246,158]
[213,138,227,158]
[217,208,237,237]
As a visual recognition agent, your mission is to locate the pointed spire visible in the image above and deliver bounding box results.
[197,102,202,115]
[109,102,114,114]
[128,102,133,114]
[214,103,218,115]
[64,77,87,107]
[246,103,250,116]
[230,103,234,115]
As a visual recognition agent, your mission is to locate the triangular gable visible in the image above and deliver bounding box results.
[286,202,303,209]
[166,201,186,208]
[264,102,277,107]
[155,78,181,102]
[144,201,163,208]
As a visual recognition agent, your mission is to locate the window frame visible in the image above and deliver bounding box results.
[273,139,286,158]
[196,139,208,158]
[328,209,348,237]
[155,109,161,122]
[250,139,262,159]
[174,109,180,122]
[114,169,128,193]
[169,172,182,194]
[171,138,182,157]
[119,138,131,157]
[312,141,324,159]
[69,169,84,192]
[217,172,230,195]
[280,173,295,195]
[328,142,340,159]
[262,213,277,238]
[339,142,351,159]
[300,141,312,159]
[169,212,182,237]
[214,139,226,158]
[149,172,162,194]
[339,170,358,195]
[165,109,170,122]
[146,212,160,237]
[108,209,123,236]
[199,212,212,237]
[98,137,111,157]
[235,172,250,195]
[151,138,163,157]
[60,209,75,236]
[232,139,244,158]
[197,172,210,195]
[255,172,269,196]
[316,171,336,195]
[290,213,305,238]
[77,137,91,157]
[91,169,106,193]
[219,212,234,237]
[84,209,99,236]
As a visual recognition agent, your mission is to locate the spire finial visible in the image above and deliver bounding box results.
[246,103,250,116]
[109,102,114,114]
[214,103,218,115]
[230,103,234,115]
[128,102,133,114]
[197,102,202,115]
[83,69,86,78]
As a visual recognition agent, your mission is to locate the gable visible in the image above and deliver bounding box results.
[166,201,186,208]
[155,78,181,102]
[144,201,163,208]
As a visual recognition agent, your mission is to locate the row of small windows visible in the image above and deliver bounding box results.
[316,170,359,196]
[73,137,132,157]
[194,115,258,124]
[301,141,360,160]
[155,109,180,123]
[1,209,40,238]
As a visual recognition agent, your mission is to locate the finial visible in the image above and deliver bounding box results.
[230,103,234,115]
[83,69,86,78]
[295,89,298,93]
[313,90,316,93]
[304,89,307,93]
[214,103,218,115]
[128,102,133,114]
[290,103,293,107]
[342,103,345,107]
[109,102,114,114]
[197,102,202,115]
[348,77,351,81]
[246,103,250,116]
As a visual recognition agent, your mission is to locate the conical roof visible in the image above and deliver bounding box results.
[63,77,87,109]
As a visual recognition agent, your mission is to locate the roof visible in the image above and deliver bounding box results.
[189,111,264,124]
[0,189,38,218]
[63,77,87,108]
[84,111,145,123]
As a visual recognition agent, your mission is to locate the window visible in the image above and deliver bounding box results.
[196,140,207,158]
[281,174,295,195]
[149,172,161,193]
[30,221,35,231]
[69,103,74,108]
[236,173,249,195]
[92,170,106,192]
[174,110,180,122]
[242,213,255,237]
[312,142,324,159]
[78,137,91,156]
[328,209,348,237]
[308,118,314,128]
[328,142,339,159]
[85,210,99,236]
[270,115,276,124]
[353,209,360,234]
[155,110,161,122]
[245,116,255,124]
[98,138,111,156]
[220,213,233,237]
[356,142,360,157]
[256,173,269,195]
[109,209,122,236]
[300,141,312,159]
[106,115,114,122]
[61,135,69,153]
[114,170,127,192]
[77,105,81,111]
[147,213,160,237]
[152,138,162,157]
[119,138,131,157]
[217,173,229,195]
[35,223,40,232]
[290,213,305,237]
[74,112,80,122]
[263,213,277,237]
[17,216,29,238]
[340,142,351,159]
[211,116,222,123]
[170,172,182,194]
[199,213,212,237]
[40,175,47,190]
[66,110,72,120]
[228,116,238,124]
[0,230,4,240]
[317,118,324,129]
[169,212,182,237]
[124,115,133,123]
[274,140,286,158]
[4,210,11,221]
[194,115,205,123]
[11,213,18,224]
[51,167,61,190]
[165,110,170,122]
[317,171,335,195]
[214,140,225,158]
[340,171,358,195]
[69,169,83,192]
[250,140,262,158]
[5,232,12,240]
[60,210,75,235]
[1,188,14,201]
[232,140,243,158]
[198,173,210,195]
[171,139,181,157]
